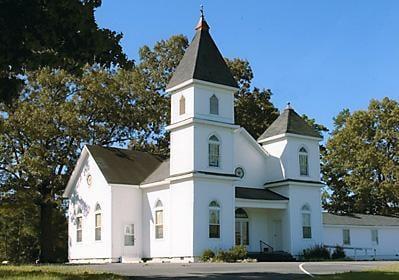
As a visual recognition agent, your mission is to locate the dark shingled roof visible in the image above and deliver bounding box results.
[323,213,399,227]
[235,187,288,201]
[166,16,237,90]
[258,107,322,141]
[142,159,170,184]
[86,145,164,185]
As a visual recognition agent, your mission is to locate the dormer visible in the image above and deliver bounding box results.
[166,15,238,126]
[258,104,323,182]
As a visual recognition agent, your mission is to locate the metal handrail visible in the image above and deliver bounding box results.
[260,240,274,253]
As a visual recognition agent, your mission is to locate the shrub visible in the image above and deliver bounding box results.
[331,245,346,259]
[303,244,330,260]
[200,249,215,262]
[215,245,248,262]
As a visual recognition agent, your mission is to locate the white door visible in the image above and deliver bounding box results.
[122,224,137,258]
[235,220,249,246]
[272,220,282,251]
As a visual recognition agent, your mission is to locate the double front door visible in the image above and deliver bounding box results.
[235,208,249,246]
[235,219,249,246]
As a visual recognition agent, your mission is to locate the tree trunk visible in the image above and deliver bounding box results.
[39,201,54,263]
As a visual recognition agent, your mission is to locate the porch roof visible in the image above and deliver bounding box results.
[235,187,288,201]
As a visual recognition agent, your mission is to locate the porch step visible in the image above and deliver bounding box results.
[248,251,295,262]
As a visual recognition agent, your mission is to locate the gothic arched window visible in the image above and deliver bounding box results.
[94,203,101,241]
[209,201,220,238]
[76,207,83,243]
[208,135,220,167]
[210,94,219,115]
[179,95,185,115]
[299,147,309,176]
[301,204,311,239]
[155,200,164,239]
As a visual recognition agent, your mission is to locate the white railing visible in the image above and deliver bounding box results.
[324,245,376,259]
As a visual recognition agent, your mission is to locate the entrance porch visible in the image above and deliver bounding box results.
[235,187,290,255]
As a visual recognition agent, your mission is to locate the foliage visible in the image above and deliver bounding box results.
[0,0,132,103]
[331,245,346,260]
[215,245,248,262]
[322,98,399,216]
[0,265,127,280]
[302,244,330,260]
[0,66,163,262]
[200,249,215,262]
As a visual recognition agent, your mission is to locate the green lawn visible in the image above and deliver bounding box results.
[0,265,129,280]
[316,263,399,280]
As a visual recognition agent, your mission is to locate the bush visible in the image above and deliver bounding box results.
[200,249,215,262]
[303,244,330,260]
[331,245,346,259]
[215,245,247,262]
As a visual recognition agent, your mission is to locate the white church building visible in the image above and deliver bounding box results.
[64,15,399,263]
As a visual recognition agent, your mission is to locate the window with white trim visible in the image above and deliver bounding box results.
[343,229,351,245]
[301,204,312,239]
[371,229,379,245]
[124,224,135,246]
[210,94,219,115]
[94,203,101,241]
[208,135,220,167]
[179,95,185,115]
[299,147,309,176]
[209,201,220,238]
[155,200,164,239]
[76,207,83,243]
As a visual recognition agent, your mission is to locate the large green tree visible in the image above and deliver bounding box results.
[322,98,399,216]
[0,66,160,262]
[0,0,132,103]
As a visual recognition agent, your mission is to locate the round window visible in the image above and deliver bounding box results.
[235,167,245,178]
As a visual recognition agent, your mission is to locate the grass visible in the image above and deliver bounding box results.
[316,263,399,280]
[0,265,129,280]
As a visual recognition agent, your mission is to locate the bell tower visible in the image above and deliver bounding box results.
[165,12,239,259]
[166,12,239,176]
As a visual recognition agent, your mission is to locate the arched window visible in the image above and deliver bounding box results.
[208,135,220,167]
[179,95,185,115]
[299,147,309,176]
[235,208,249,245]
[210,94,219,115]
[76,207,83,243]
[155,200,164,239]
[94,203,101,241]
[209,201,220,238]
[301,204,311,239]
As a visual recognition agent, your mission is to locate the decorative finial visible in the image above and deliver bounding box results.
[286,102,292,110]
[195,5,210,31]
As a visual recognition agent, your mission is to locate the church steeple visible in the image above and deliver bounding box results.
[166,11,237,91]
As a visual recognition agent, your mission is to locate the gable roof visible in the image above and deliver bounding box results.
[235,187,288,201]
[166,16,237,90]
[86,145,164,185]
[323,212,399,227]
[141,159,170,185]
[257,107,322,142]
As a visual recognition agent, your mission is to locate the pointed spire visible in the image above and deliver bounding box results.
[285,102,292,110]
[166,9,238,91]
[195,5,209,31]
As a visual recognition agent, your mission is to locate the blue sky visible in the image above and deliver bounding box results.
[96,0,399,134]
